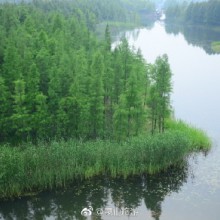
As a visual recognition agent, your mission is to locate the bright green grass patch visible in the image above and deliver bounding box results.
[211,41,220,53]
[0,121,211,199]
[166,119,211,151]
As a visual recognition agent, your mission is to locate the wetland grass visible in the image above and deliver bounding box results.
[0,121,211,199]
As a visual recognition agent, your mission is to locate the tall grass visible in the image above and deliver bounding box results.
[166,119,211,150]
[0,120,211,199]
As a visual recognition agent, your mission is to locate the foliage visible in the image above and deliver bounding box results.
[0,2,137,142]
[0,120,211,199]
[165,0,220,26]
[166,119,212,150]
[148,54,172,134]
[0,0,212,200]
[0,1,167,143]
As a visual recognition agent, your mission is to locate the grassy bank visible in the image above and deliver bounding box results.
[0,121,211,199]
[211,41,220,53]
[166,120,211,151]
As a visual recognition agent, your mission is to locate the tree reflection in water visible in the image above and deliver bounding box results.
[0,161,189,220]
[165,24,220,55]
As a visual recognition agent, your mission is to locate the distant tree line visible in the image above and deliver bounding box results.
[165,0,220,26]
[0,0,156,27]
[0,1,172,143]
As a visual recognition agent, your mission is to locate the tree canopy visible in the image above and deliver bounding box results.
[0,0,172,143]
[165,0,220,25]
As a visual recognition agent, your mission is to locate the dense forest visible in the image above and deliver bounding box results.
[0,0,212,199]
[0,0,156,25]
[165,0,220,25]
[0,0,171,143]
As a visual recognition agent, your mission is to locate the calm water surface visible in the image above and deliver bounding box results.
[1,23,220,220]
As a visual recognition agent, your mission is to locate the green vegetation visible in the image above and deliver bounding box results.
[166,120,211,150]
[211,41,220,53]
[165,1,220,54]
[0,120,211,199]
[0,1,168,142]
[165,0,220,26]
[0,1,211,199]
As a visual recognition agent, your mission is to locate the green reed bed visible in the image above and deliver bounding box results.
[0,121,211,199]
[166,120,211,150]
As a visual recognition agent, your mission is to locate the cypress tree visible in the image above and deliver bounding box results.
[0,77,9,141]
[11,79,30,140]
[89,51,105,138]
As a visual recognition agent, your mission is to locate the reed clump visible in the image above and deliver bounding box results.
[166,120,211,150]
[0,120,211,199]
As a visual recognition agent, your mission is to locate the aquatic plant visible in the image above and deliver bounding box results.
[0,121,211,199]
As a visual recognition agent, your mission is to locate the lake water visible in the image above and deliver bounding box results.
[1,22,220,220]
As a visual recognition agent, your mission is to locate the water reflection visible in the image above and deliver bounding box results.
[113,28,141,44]
[111,22,155,44]
[165,24,220,55]
[0,162,189,220]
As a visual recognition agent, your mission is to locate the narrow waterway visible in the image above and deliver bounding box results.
[0,22,220,220]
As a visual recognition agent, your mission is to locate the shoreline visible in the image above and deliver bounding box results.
[0,120,211,200]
